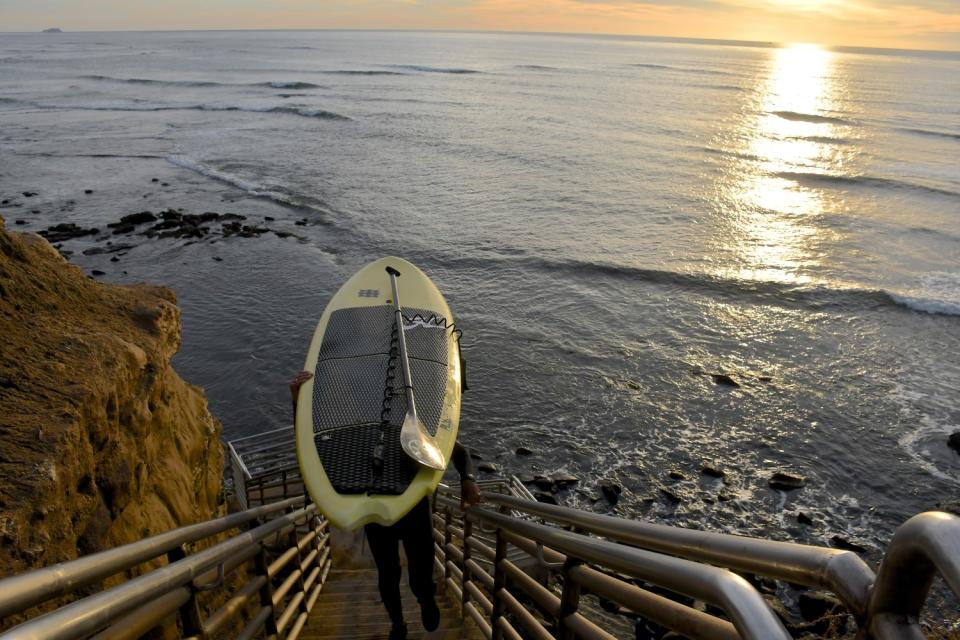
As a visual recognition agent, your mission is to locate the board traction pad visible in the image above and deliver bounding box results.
[312,305,451,495]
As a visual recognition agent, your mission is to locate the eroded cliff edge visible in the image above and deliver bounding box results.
[0,215,223,578]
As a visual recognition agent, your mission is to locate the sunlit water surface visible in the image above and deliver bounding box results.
[1,31,958,554]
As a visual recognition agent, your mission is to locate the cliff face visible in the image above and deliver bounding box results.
[0,215,223,578]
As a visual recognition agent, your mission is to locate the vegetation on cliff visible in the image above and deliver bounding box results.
[0,215,223,580]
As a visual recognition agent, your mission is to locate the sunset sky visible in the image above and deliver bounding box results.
[3,0,959,51]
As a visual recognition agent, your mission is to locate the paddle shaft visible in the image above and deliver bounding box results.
[386,267,419,422]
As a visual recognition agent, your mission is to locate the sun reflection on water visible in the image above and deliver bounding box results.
[714,43,850,285]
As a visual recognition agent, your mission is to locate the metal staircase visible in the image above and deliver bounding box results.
[0,428,957,639]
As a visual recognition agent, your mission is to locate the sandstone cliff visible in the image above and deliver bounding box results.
[0,215,223,580]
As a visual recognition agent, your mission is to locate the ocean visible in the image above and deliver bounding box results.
[1,29,958,554]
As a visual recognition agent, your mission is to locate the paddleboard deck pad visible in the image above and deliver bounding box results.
[296,257,462,529]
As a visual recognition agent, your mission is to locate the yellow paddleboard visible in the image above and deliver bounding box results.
[296,257,462,529]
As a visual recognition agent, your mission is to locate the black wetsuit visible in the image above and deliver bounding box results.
[364,442,473,624]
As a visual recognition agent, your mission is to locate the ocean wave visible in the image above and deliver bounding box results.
[321,70,408,76]
[442,254,960,317]
[889,294,960,316]
[82,74,323,90]
[82,74,222,87]
[887,272,960,316]
[514,64,561,71]
[631,63,731,76]
[265,81,322,89]
[772,111,854,125]
[775,171,959,198]
[786,135,852,145]
[699,146,763,162]
[898,127,960,141]
[167,155,334,223]
[17,100,349,121]
[387,64,481,74]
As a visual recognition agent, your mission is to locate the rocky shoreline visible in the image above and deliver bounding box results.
[4,182,318,279]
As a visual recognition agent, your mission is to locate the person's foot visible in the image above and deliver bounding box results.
[420,597,440,632]
[389,621,407,639]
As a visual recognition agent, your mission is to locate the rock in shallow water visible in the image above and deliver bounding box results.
[769,471,806,490]
[38,223,99,242]
[711,373,740,387]
[700,463,725,478]
[600,481,622,505]
[948,431,960,454]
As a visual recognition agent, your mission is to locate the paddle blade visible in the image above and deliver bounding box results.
[400,413,446,470]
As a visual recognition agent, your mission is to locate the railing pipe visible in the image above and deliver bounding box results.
[480,491,875,617]
[0,496,304,620]
[490,530,507,640]
[468,506,791,640]
[569,565,741,640]
[0,505,316,640]
[866,511,960,640]
[87,587,190,640]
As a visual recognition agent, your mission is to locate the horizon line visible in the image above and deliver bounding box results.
[4,27,959,55]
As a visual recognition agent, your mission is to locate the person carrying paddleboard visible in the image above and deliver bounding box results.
[290,371,481,639]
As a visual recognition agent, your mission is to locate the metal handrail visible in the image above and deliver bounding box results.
[0,495,304,619]
[866,511,960,640]
[480,491,876,617]
[1,504,318,640]
[439,495,791,640]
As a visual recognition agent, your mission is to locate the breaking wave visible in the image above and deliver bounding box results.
[166,155,334,223]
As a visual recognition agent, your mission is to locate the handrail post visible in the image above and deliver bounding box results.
[557,557,582,640]
[167,544,203,637]
[256,541,280,637]
[444,507,453,581]
[490,528,507,640]
[462,516,474,613]
[291,514,310,619]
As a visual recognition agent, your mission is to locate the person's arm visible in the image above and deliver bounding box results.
[289,371,313,415]
[452,441,480,508]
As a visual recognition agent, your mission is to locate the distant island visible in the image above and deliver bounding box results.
[42,28,63,33]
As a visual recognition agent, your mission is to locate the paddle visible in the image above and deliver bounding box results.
[385,266,447,470]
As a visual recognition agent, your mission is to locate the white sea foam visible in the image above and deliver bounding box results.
[888,272,960,316]
[167,154,267,194]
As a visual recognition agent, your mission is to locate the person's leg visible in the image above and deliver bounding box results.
[364,522,405,629]
[399,498,440,630]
